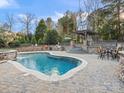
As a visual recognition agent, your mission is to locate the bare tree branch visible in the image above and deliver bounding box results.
[18,13,35,36]
[6,13,15,32]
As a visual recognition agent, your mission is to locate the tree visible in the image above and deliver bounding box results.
[6,14,14,32]
[46,17,52,30]
[82,0,101,14]
[58,11,75,37]
[101,0,124,40]
[31,36,37,44]
[82,0,102,32]
[43,30,60,45]
[16,32,27,44]
[84,0,124,40]
[88,7,114,40]
[38,38,43,45]
[19,13,35,40]
[35,19,47,42]
[8,40,20,48]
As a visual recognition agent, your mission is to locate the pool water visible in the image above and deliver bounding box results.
[17,53,81,76]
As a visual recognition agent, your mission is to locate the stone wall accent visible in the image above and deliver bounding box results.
[0,50,17,61]
[16,45,59,52]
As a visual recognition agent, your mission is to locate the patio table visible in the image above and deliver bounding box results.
[99,47,117,59]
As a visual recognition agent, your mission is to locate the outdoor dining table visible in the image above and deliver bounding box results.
[99,47,118,59]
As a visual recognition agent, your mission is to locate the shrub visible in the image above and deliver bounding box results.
[38,39,44,45]
[8,40,20,48]
[0,38,6,48]
[17,38,25,44]
[43,30,59,45]
[31,36,37,45]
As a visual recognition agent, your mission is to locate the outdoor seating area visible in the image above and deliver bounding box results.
[90,40,122,60]
[96,46,122,60]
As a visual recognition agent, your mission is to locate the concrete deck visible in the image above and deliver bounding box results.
[0,51,124,93]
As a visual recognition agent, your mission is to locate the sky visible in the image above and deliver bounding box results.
[0,0,80,22]
[0,0,103,32]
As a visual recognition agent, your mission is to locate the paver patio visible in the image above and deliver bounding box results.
[0,51,124,93]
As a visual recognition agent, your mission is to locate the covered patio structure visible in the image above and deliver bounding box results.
[75,30,98,53]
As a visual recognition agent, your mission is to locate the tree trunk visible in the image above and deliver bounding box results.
[117,0,121,40]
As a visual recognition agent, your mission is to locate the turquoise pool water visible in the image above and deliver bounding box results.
[17,53,81,76]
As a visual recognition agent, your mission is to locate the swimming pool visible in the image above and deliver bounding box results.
[11,51,87,81]
[17,53,81,76]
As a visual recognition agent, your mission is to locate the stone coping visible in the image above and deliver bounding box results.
[0,50,17,53]
[9,51,87,81]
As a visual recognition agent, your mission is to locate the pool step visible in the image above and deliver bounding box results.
[50,68,60,81]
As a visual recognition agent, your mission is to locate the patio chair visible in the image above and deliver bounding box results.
[96,46,106,59]
[112,46,122,60]
[105,48,114,60]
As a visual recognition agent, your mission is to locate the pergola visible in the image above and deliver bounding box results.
[75,30,97,36]
[74,30,98,45]
[76,29,99,39]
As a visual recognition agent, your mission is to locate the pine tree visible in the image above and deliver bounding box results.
[35,19,47,43]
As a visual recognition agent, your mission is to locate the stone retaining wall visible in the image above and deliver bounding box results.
[16,45,62,52]
[0,50,17,61]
